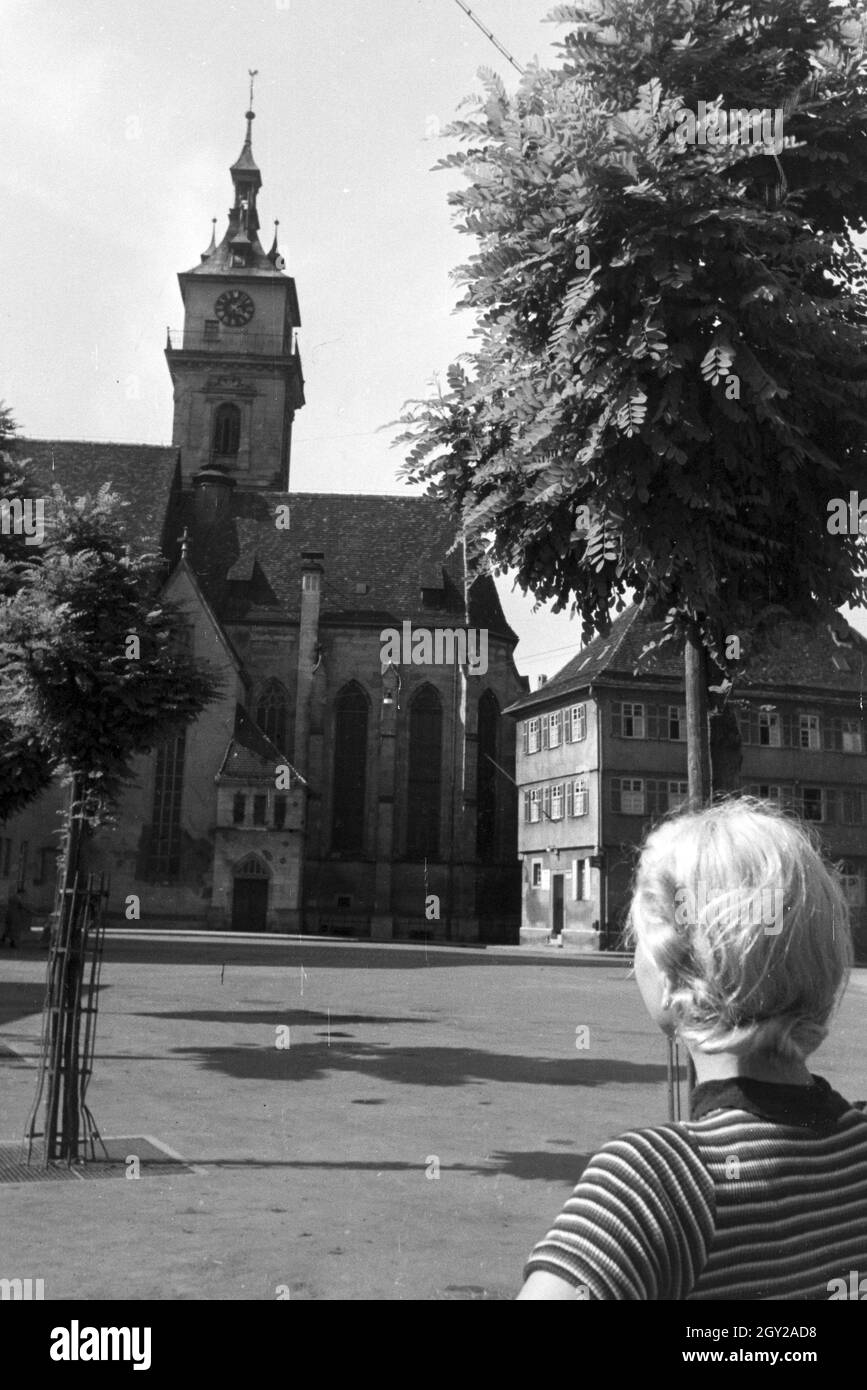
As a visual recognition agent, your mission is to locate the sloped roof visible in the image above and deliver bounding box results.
[184,239,285,277]
[9,443,514,640]
[506,606,674,713]
[177,489,518,638]
[506,604,867,714]
[12,438,180,553]
[217,703,304,783]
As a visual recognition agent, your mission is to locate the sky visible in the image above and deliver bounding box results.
[1,0,864,672]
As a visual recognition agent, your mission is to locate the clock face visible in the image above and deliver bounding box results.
[214,289,255,326]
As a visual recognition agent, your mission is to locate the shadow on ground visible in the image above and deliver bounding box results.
[0,980,49,1027]
[164,1149,593,1183]
[137,1009,428,1028]
[169,1038,667,1088]
[99,938,627,973]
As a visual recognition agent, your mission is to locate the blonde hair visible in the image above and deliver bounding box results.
[626,797,853,1061]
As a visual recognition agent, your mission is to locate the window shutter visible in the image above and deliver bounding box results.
[543,786,551,818]
[564,709,572,742]
[542,718,550,749]
[523,721,530,754]
[523,791,531,822]
[566,781,574,817]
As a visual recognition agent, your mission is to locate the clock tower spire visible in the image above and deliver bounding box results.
[165,80,305,489]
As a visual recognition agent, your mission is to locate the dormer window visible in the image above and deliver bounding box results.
[213,402,241,458]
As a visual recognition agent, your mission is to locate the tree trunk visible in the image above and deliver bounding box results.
[684,623,711,810]
[710,705,743,794]
[682,623,711,1100]
[44,774,85,1162]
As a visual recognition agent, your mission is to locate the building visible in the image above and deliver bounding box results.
[1,104,526,941]
[505,605,867,960]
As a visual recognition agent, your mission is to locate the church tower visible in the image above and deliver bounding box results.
[165,81,305,489]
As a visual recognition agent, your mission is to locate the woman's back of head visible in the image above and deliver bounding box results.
[627,796,853,1062]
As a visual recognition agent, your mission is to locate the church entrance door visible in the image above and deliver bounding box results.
[231,856,269,932]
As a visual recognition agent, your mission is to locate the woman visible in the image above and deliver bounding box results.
[518,798,867,1300]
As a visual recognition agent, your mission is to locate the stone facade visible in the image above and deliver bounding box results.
[506,607,867,961]
[0,112,527,942]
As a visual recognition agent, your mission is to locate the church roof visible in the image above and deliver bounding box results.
[217,703,303,783]
[506,604,867,714]
[11,439,181,553]
[11,440,518,643]
[177,489,519,640]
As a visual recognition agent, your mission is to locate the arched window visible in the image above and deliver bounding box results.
[332,682,368,855]
[256,679,288,751]
[476,689,499,861]
[148,731,186,880]
[407,684,442,860]
[213,402,241,458]
[234,852,269,879]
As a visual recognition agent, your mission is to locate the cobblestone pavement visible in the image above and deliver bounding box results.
[1,932,864,1300]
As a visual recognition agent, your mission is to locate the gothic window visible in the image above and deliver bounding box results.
[234,853,268,878]
[407,684,442,860]
[476,689,499,861]
[331,683,368,855]
[148,732,186,879]
[213,402,241,458]
[256,679,288,750]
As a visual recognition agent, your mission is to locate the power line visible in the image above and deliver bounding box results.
[451,0,525,76]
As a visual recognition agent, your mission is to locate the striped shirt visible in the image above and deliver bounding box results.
[524,1075,867,1300]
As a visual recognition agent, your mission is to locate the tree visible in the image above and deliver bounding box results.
[399,0,867,807]
[0,454,219,1159]
[0,405,54,812]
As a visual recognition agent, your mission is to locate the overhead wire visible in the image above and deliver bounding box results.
[451,0,526,76]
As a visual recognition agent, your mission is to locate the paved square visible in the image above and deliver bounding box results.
[1,934,864,1300]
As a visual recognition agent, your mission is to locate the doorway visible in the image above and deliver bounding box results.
[552,873,565,938]
[231,855,269,932]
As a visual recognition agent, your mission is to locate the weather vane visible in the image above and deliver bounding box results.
[248,69,258,111]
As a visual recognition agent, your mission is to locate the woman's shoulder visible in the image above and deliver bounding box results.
[579,1121,715,1199]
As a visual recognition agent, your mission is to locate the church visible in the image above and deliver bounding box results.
[3,103,527,941]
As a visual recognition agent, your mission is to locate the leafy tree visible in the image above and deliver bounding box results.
[0,479,217,846]
[399,0,867,804]
[0,448,218,1161]
[0,405,53,812]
